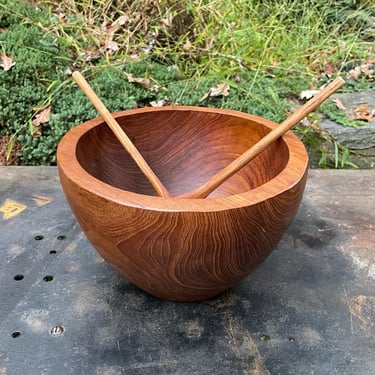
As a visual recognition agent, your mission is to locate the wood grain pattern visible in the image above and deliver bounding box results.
[57,107,308,301]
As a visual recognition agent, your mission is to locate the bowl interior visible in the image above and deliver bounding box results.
[75,108,289,197]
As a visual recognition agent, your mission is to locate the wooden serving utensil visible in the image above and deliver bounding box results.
[72,71,171,198]
[179,77,345,199]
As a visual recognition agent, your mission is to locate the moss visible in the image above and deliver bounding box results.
[320,99,368,127]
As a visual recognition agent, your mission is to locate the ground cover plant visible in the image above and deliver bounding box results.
[0,0,374,166]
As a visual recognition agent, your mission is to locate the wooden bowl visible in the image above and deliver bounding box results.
[57,106,308,301]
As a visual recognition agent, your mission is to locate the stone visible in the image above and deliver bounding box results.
[320,119,375,150]
[318,90,375,168]
[329,89,375,112]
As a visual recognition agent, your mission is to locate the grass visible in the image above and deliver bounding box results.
[31,0,374,77]
[0,0,374,166]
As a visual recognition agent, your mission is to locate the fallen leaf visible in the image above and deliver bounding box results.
[333,98,346,111]
[347,66,362,81]
[183,38,192,51]
[102,24,115,35]
[199,83,230,102]
[33,105,51,126]
[125,73,150,88]
[150,97,170,107]
[300,89,319,100]
[360,63,374,80]
[104,39,119,55]
[117,15,130,26]
[102,15,130,35]
[80,46,101,62]
[0,53,16,71]
[354,104,373,122]
[323,63,336,75]
[101,21,115,34]
[347,63,374,81]
[32,105,51,137]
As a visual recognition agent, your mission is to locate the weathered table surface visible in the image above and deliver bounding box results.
[0,167,374,375]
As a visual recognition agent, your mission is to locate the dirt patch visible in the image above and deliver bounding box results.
[224,313,270,375]
[349,295,375,330]
[0,135,20,165]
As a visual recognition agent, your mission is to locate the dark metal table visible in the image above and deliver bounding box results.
[1,167,374,375]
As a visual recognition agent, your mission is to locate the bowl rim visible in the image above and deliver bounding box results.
[57,106,308,212]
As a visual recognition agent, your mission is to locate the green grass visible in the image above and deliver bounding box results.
[0,0,374,166]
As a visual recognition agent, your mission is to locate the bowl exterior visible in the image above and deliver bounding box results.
[58,166,307,301]
[57,106,309,301]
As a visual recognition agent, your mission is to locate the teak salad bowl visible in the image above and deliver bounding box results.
[57,106,308,301]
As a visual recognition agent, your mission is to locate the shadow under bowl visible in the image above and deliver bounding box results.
[57,106,308,301]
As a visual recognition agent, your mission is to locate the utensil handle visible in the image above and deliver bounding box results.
[179,77,345,199]
[72,71,171,198]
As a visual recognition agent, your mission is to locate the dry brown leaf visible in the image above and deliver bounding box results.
[347,63,374,81]
[32,105,51,137]
[117,15,130,26]
[347,66,362,81]
[125,73,150,88]
[102,15,130,35]
[199,83,230,102]
[33,105,51,126]
[0,53,16,71]
[354,104,373,122]
[102,23,117,35]
[104,39,120,55]
[333,98,346,111]
[100,15,131,56]
[183,38,192,51]
[360,63,374,80]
